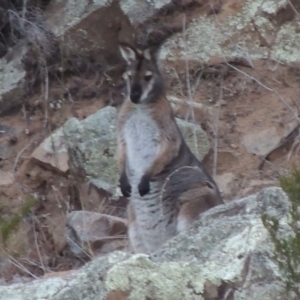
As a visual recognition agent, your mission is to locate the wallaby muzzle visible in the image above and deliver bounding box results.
[130,82,142,104]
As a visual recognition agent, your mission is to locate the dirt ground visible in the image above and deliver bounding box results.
[1,0,300,285]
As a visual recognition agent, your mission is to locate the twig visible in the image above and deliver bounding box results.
[287,0,300,18]
[55,74,74,103]
[33,223,46,275]
[65,233,94,260]
[170,67,184,97]
[182,14,200,157]
[213,76,223,177]
[43,66,49,128]
[192,69,204,99]
[7,255,38,279]
[12,140,34,173]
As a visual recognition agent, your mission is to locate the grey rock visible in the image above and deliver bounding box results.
[0,124,21,160]
[0,171,14,186]
[0,46,27,115]
[176,117,210,161]
[63,106,120,197]
[44,0,134,66]
[120,0,171,24]
[66,211,128,257]
[44,0,112,37]
[31,126,69,173]
[242,127,281,156]
[0,124,18,138]
[214,172,235,196]
[0,187,292,299]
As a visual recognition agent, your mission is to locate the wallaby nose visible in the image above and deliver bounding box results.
[130,83,142,104]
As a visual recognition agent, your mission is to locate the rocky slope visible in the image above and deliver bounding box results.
[0,0,300,298]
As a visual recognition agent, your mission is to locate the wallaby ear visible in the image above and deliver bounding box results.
[143,45,160,61]
[119,43,137,64]
[143,48,152,60]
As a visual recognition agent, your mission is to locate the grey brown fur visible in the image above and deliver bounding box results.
[117,43,224,254]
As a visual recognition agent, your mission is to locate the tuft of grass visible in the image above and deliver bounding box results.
[262,170,300,296]
[0,197,37,244]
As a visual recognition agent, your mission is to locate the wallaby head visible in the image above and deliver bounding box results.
[119,43,164,104]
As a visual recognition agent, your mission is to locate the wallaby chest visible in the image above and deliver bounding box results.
[123,108,159,180]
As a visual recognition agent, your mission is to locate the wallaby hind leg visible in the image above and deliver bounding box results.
[176,181,223,233]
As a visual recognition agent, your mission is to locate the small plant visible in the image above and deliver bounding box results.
[262,170,300,296]
[0,196,37,244]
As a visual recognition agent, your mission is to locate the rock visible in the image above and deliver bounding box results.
[0,124,18,138]
[214,172,235,196]
[66,211,128,257]
[120,0,171,24]
[176,117,210,161]
[0,124,20,161]
[242,127,281,156]
[0,46,27,115]
[0,171,14,186]
[0,187,292,299]
[44,0,134,66]
[31,127,69,173]
[159,0,300,66]
[63,106,119,196]
[0,143,10,161]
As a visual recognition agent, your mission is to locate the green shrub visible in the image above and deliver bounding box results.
[0,197,37,243]
[262,170,300,296]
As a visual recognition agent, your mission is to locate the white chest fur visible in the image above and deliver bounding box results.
[123,108,159,181]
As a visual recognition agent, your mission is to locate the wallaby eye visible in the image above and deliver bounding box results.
[144,71,153,81]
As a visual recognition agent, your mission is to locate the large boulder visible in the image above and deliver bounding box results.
[66,211,128,257]
[0,187,292,299]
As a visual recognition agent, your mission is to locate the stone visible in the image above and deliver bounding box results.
[66,211,128,257]
[44,0,134,66]
[0,124,21,161]
[63,106,119,196]
[0,171,14,186]
[0,124,18,138]
[0,187,292,299]
[31,126,69,173]
[214,172,235,196]
[0,46,27,115]
[120,0,172,24]
[242,127,281,156]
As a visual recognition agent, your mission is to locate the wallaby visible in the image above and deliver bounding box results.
[117,42,224,254]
